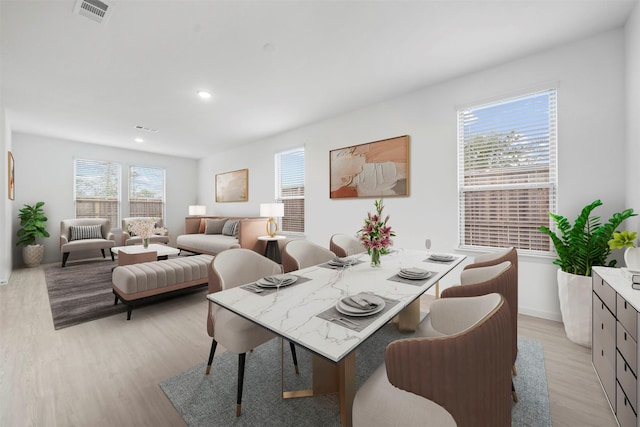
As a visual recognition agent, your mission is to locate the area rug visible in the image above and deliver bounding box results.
[160,325,551,426]
[44,260,128,329]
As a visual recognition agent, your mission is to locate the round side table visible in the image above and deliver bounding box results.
[258,235,287,263]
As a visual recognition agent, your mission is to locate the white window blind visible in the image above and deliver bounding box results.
[74,159,121,227]
[275,147,305,233]
[129,165,165,218]
[458,88,557,254]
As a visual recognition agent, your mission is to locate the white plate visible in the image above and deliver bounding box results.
[256,275,298,288]
[398,270,431,280]
[429,254,454,261]
[335,295,385,317]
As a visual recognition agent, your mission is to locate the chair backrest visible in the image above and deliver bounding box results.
[207,248,280,337]
[465,247,517,283]
[385,293,511,427]
[117,251,157,266]
[442,259,517,365]
[427,292,502,336]
[329,233,365,258]
[282,239,335,272]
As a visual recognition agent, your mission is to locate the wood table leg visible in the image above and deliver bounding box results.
[397,299,421,332]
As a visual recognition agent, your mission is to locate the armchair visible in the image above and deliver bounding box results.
[353,293,512,426]
[281,239,336,273]
[329,233,365,258]
[121,217,169,246]
[59,218,116,267]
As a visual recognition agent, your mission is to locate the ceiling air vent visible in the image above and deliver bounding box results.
[73,0,112,24]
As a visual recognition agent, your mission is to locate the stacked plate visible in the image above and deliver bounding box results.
[255,274,298,288]
[335,293,385,317]
[428,253,455,262]
[398,267,431,280]
[328,257,355,268]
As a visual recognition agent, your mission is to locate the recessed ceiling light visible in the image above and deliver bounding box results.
[198,90,212,99]
[135,138,144,143]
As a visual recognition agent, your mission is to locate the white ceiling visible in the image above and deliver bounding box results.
[1,0,637,159]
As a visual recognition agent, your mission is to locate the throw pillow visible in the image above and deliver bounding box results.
[198,219,206,234]
[70,224,103,241]
[205,218,227,235]
[221,219,239,237]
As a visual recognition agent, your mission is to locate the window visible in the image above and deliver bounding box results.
[457,88,557,254]
[74,159,121,226]
[129,165,165,218]
[275,147,305,233]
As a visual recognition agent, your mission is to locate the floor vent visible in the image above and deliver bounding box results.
[73,0,112,24]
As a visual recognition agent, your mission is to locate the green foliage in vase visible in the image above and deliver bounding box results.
[539,200,636,276]
[16,201,50,246]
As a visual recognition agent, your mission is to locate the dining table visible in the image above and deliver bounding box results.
[207,248,466,426]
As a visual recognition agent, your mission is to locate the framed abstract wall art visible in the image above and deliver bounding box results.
[330,135,409,199]
[8,151,14,200]
[215,168,248,202]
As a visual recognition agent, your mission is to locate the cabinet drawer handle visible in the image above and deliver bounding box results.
[602,323,604,330]
[625,397,629,407]
[602,349,604,357]
[625,331,628,341]
[625,301,628,310]
[625,363,628,372]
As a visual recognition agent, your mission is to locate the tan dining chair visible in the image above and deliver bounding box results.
[206,248,299,416]
[440,256,519,401]
[329,233,365,258]
[281,239,336,273]
[353,293,512,427]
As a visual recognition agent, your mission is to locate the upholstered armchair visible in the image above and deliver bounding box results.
[353,293,512,427]
[59,218,116,267]
[329,233,365,258]
[281,239,336,273]
[207,248,298,416]
[121,217,169,246]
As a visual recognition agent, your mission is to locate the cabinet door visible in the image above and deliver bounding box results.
[593,292,616,405]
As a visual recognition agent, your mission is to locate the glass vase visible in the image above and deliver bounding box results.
[143,238,149,249]
[370,248,381,267]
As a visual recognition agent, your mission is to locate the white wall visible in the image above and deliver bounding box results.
[199,29,628,321]
[0,111,11,284]
[626,2,640,233]
[11,133,199,266]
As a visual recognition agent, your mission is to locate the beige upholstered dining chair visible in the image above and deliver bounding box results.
[281,239,336,273]
[206,248,299,416]
[353,293,512,427]
[329,233,365,258]
[440,252,519,401]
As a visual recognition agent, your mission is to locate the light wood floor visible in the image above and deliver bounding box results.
[0,263,617,426]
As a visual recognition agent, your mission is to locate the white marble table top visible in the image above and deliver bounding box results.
[207,249,466,363]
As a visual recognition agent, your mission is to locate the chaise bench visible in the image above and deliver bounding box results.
[112,254,214,320]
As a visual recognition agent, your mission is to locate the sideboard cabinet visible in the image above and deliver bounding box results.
[592,267,639,427]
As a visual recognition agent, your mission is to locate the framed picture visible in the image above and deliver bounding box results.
[330,135,409,199]
[215,168,248,202]
[8,151,14,200]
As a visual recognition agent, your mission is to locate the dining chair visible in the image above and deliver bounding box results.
[329,233,365,258]
[206,248,299,416]
[440,257,519,401]
[353,293,512,427]
[281,239,336,273]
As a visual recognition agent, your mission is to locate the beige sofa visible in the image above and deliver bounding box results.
[121,217,170,246]
[176,216,268,256]
[60,218,116,267]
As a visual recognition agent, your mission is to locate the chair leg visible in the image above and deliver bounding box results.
[512,379,518,402]
[205,339,218,375]
[110,250,115,261]
[289,341,299,375]
[236,353,246,417]
[62,252,70,268]
[101,249,106,258]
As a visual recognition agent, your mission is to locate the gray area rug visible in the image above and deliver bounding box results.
[44,259,128,329]
[160,324,551,426]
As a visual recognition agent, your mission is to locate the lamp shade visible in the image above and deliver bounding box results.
[189,205,206,216]
[260,203,284,218]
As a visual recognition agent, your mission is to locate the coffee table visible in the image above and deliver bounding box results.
[111,243,180,261]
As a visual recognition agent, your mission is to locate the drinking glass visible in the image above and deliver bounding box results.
[425,239,432,256]
[272,264,285,293]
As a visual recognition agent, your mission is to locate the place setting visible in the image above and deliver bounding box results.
[317,292,399,332]
[388,266,434,286]
[241,272,310,296]
[321,255,365,269]
[425,253,457,264]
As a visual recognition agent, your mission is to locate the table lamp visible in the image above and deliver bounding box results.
[189,205,206,216]
[260,203,284,237]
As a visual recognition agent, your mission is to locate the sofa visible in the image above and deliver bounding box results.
[176,216,268,256]
[121,217,170,246]
[60,218,116,267]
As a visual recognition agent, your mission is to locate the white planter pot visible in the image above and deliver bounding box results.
[557,269,592,348]
[22,244,44,268]
[625,247,640,271]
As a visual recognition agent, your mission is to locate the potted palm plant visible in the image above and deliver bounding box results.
[539,199,636,347]
[16,201,50,267]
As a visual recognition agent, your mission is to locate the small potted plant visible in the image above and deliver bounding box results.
[609,230,640,271]
[539,199,636,347]
[16,201,50,267]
